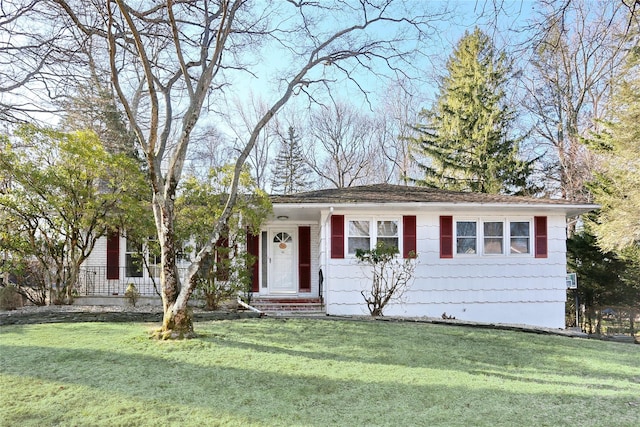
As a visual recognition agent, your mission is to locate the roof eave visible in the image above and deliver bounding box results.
[272,201,600,215]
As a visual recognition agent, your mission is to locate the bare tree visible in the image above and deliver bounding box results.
[185,124,233,180]
[2,0,451,337]
[231,94,278,191]
[0,0,452,338]
[374,79,423,184]
[522,0,631,202]
[307,100,379,188]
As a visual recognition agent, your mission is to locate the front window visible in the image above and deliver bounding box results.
[377,220,398,250]
[347,218,400,254]
[456,221,477,254]
[510,221,530,254]
[147,238,161,278]
[483,222,504,254]
[125,236,161,278]
[348,220,370,254]
[125,239,143,277]
[453,219,532,257]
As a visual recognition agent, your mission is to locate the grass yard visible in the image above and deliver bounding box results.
[1,319,639,427]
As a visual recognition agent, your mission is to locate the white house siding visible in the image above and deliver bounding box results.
[83,238,107,267]
[324,210,569,329]
[77,235,130,295]
[81,224,321,299]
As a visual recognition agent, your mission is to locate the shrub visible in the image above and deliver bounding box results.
[356,243,417,317]
[124,283,140,307]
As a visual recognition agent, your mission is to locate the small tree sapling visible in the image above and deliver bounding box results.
[355,243,417,317]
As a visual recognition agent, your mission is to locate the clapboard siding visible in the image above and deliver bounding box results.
[325,211,569,328]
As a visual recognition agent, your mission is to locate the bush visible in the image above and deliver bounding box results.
[124,283,140,307]
[356,243,417,317]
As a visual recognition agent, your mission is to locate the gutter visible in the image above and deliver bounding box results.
[274,202,599,217]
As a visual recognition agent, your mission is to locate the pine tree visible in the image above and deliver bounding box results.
[270,126,312,195]
[409,27,532,195]
[590,48,640,253]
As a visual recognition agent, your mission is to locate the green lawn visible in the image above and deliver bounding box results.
[1,318,639,426]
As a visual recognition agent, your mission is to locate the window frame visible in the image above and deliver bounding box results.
[123,235,164,279]
[509,220,531,255]
[455,220,478,255]
[454,217,533,257]
[483,221,504,255]
[345,216,401,256]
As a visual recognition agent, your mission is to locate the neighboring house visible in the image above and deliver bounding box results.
[80,184,597,328]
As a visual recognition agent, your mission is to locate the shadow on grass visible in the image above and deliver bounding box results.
[197,319,640,383]
[1,341,638,427]
[3,319,640,426]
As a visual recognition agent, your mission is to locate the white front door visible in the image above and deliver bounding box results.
[270,229,297,293]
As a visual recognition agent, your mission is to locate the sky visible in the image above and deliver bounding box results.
[224,0,542,119]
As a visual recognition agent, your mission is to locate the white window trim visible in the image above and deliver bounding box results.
[454,217,533,257]
[122,235,162,280]
[345,216,402,257]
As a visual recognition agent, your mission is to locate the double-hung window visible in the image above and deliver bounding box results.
[455,219,532,256]
[125,239,144,277]
[456,221,477,254]
[377,220,399,249]
[348,220,371,254]
[125,236,161,278]
[483,222,504,254]
[347,218,399,254]
[509,221,530,254]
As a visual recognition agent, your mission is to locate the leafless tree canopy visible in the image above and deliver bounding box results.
[521,0,632,202]
[306,100,378,188]
[0,0,452,335]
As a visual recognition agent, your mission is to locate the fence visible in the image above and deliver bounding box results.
[76,266,188,297]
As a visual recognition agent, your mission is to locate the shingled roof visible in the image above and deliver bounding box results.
[270,183,596,209]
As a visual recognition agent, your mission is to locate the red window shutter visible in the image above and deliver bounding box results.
[440,216,453,259]
[534,216,548,258]
[106,231,120,280]
[298,226,311,292]
[246,230,260,292]
[403,215,417,258]
[331,215,344,259]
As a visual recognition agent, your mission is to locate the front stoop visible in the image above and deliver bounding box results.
[250,297,325,316]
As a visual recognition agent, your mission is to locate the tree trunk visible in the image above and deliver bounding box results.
[152,197,195,339]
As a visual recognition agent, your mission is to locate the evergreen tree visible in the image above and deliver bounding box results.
[409,28,533,195]
[590,48,640,253]
[270,126,312,194]
[566,228,640,333]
